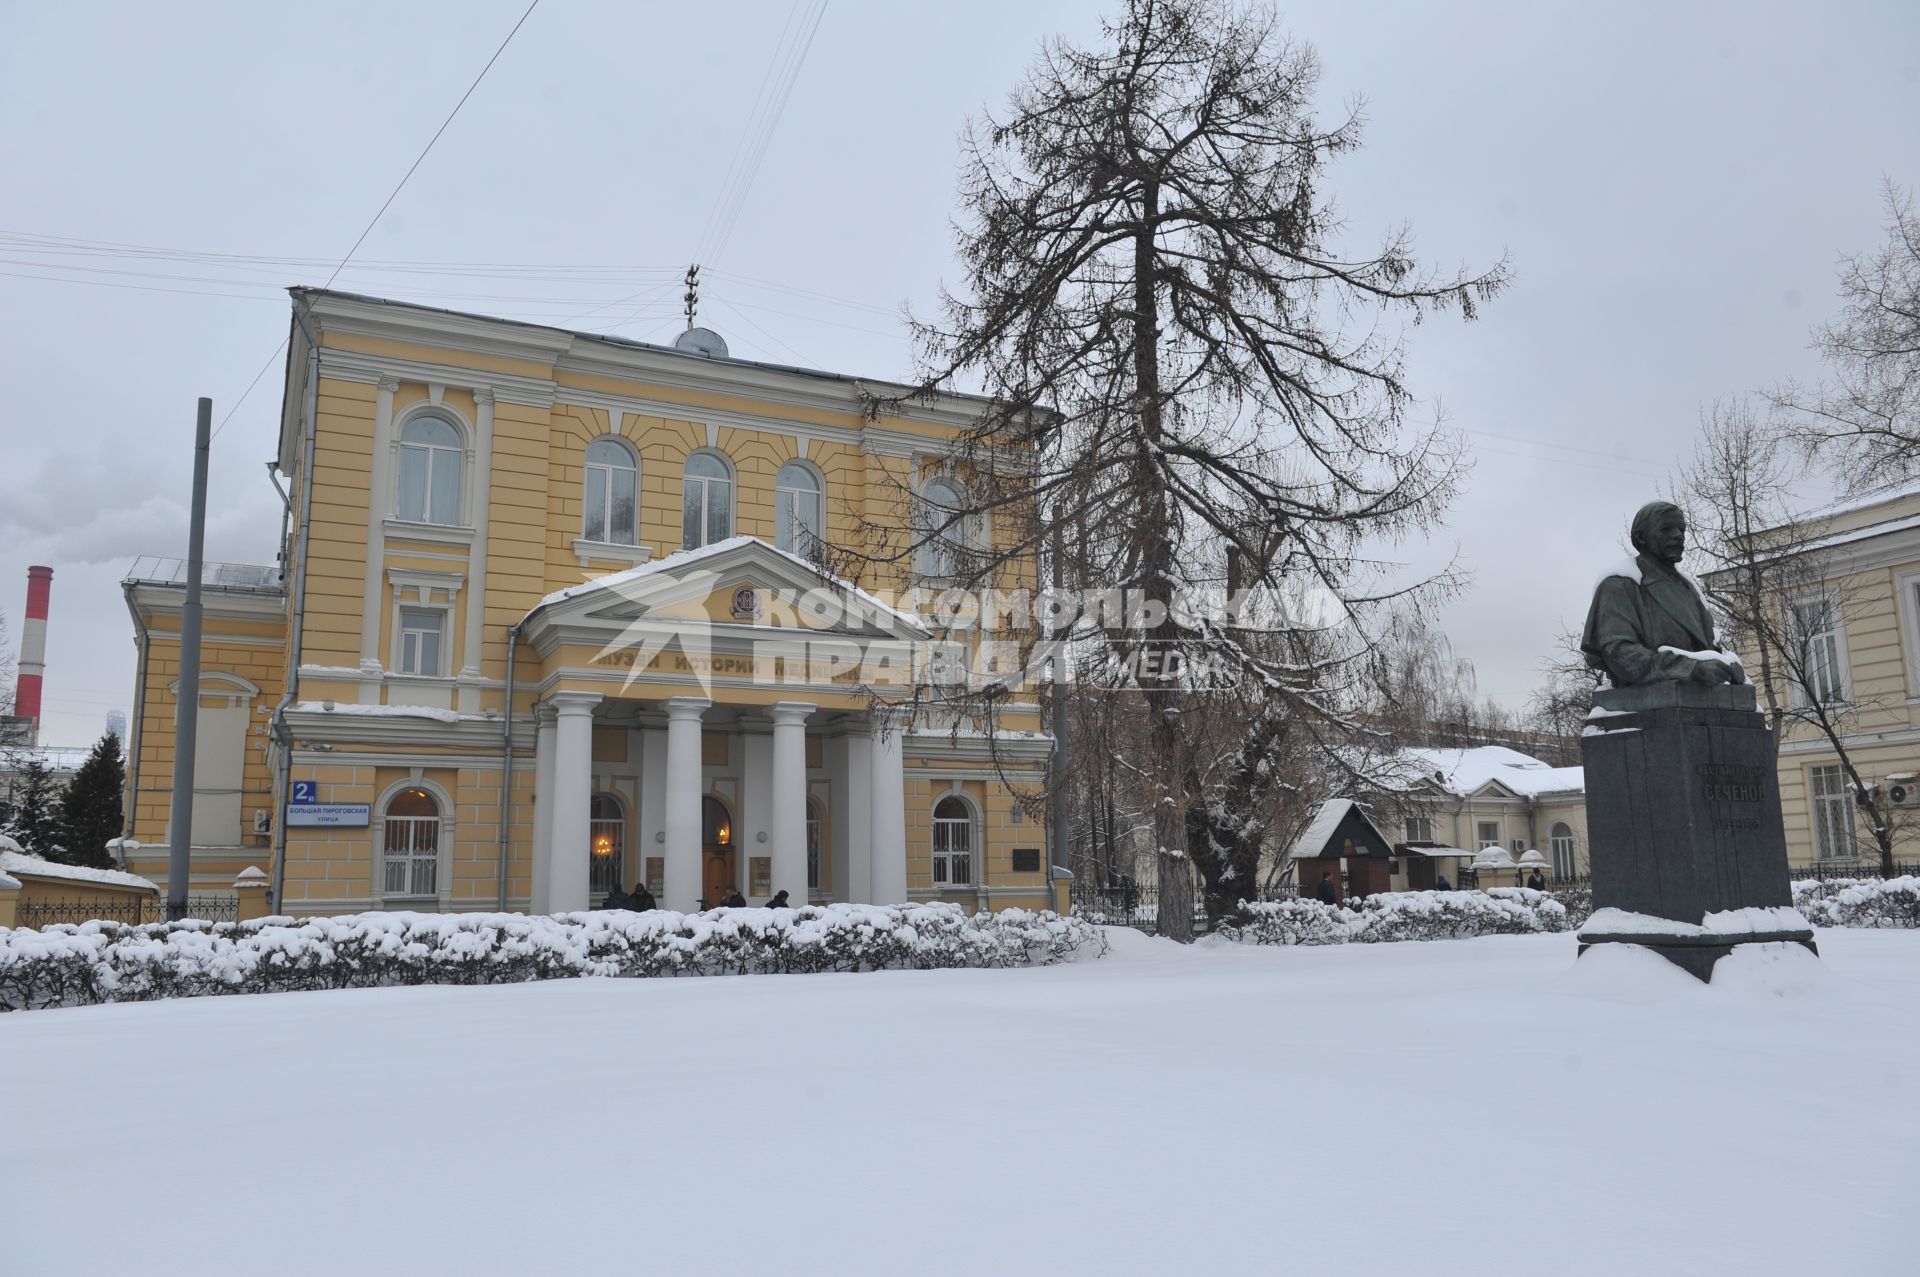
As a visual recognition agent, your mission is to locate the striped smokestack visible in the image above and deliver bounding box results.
[18,565,51,745]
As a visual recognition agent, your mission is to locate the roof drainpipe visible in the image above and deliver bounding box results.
[496,622,521,912]
[269,302,321,915]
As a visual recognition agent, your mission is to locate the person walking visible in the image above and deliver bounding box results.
[723,887,747,908]
[767,889,791,909]
[1527,868,1546,891]
[1315,872,1337,905]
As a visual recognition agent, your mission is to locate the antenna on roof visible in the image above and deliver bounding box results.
[683,263,701,330]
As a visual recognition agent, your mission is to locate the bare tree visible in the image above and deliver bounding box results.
[1681,400,1909,874]
[1522,629,1595,762]
[871,0,1505,940]
[1772,181,1920,487]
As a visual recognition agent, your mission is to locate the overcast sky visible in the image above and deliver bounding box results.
[2,0,1915,746]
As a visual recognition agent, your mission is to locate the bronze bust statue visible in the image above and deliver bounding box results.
[1580,501,1745,687]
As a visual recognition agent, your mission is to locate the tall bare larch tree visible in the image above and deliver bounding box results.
[872,0,1506,939]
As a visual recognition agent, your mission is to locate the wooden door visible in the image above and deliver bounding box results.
[703,846,735,906]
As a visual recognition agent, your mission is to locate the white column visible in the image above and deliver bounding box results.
[549,691,602,914]
[663,696,710,912]
[770,702,815,907]
[868,705,908,905]
[530,703,557,914]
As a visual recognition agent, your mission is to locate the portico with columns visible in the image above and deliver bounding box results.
[518,536,924,913]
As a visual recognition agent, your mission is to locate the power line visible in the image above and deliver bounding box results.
[209,0,543,443]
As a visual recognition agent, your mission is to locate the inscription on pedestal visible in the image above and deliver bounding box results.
[1698,763,1766,832]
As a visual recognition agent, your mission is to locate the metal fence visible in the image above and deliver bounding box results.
[14,896,240,928]
[1789,861,1920,881]
[1071,879,1212,932]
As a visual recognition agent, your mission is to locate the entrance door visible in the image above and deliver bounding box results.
[701,795,735,907]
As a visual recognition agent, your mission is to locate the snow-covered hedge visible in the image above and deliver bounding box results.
[0,903,1107,1012]
[1792,876,1920,929]
[1216,888,1570,947]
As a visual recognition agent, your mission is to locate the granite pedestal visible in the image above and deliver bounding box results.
[1577,681,1817,980]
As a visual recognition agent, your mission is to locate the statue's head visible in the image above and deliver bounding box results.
[1630,501,1687,565]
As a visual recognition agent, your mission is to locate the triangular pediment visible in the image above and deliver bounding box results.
[524,536,930,646]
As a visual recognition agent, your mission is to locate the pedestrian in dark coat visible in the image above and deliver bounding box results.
[723,888,747,908]
[1315,872,1338,905]
[1435,874,1452,892]
[598,885,630,911]
[767,889,791,909]
[1527,868,1546,891]
[630,884,657,912]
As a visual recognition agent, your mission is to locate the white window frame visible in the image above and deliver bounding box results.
[394,413,466,527]
[1475,820,1500,850]
[917,475,973,580]
[379,784,446,900]
[1786,592,1850,707]
[583,437,640,547]
[682,450,734,550]
[1549,822,1577,880]
[1896,567,1920,702]
[1809,763,1858,861]
[1403,813,1434,843]
[776,461,824,557]
[394,605,450,678]
[931,793,976,888]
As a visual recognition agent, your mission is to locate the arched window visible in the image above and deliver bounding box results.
[776,462,823,556]
[682,451,734,549]
[932,795,974,887]
[805,797,824,892]
[382,787,441,897]
[919,477,969,578]
[396,415,463,526]
[584,439,638,545]
[590,793,626,898]
[1549,822,1577,881]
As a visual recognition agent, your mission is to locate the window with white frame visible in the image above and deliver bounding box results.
[1476,820,1500,849]
[1404,813,1434,842]
[1550,822,1577,880]
[932,795,974,887]
[1810,763,1857,861]
[396,607,446,677]
[1794,597,1845,704]
[584,439,638,545]
[396,415,463,526]
[382,787,441,897]
[805,798,824,892]
[776,462,823,557]
[682,451,733,549]
[918,477,969,578]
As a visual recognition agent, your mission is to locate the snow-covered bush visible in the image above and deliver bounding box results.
[0,903,1107,1012]
[1216,888,1570,947]
[1793,876,1920,929]
[1548,886,1593,929]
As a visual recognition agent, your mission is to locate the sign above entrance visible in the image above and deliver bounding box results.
[285,804,371,828]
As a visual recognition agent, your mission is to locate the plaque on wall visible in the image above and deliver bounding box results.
[1012,848,1040,873]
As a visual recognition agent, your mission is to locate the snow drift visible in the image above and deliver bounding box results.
[0,903,1107,1012]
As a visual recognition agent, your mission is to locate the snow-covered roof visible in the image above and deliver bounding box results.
[293,701,471,724]
[1399,844,1474,859]
[1286,799,1356,861]
[1399,745,1585,799]
[530,535,930,634]
[0,845,160,893]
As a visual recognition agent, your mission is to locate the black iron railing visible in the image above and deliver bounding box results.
[13,896,239,928]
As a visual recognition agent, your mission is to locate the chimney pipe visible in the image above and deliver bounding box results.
[18,565,51,746]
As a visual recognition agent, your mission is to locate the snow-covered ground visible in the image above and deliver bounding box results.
[4,929,1916,1276]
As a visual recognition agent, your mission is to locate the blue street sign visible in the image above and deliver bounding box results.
[291,780,318,806]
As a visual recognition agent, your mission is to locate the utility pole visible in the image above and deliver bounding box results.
[1049,518,1071,901]
[166,397,211,920]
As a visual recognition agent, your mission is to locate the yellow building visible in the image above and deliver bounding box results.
[1710,483,1920,869]
[1388,745,1590,886]
[122,290,1054,915]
